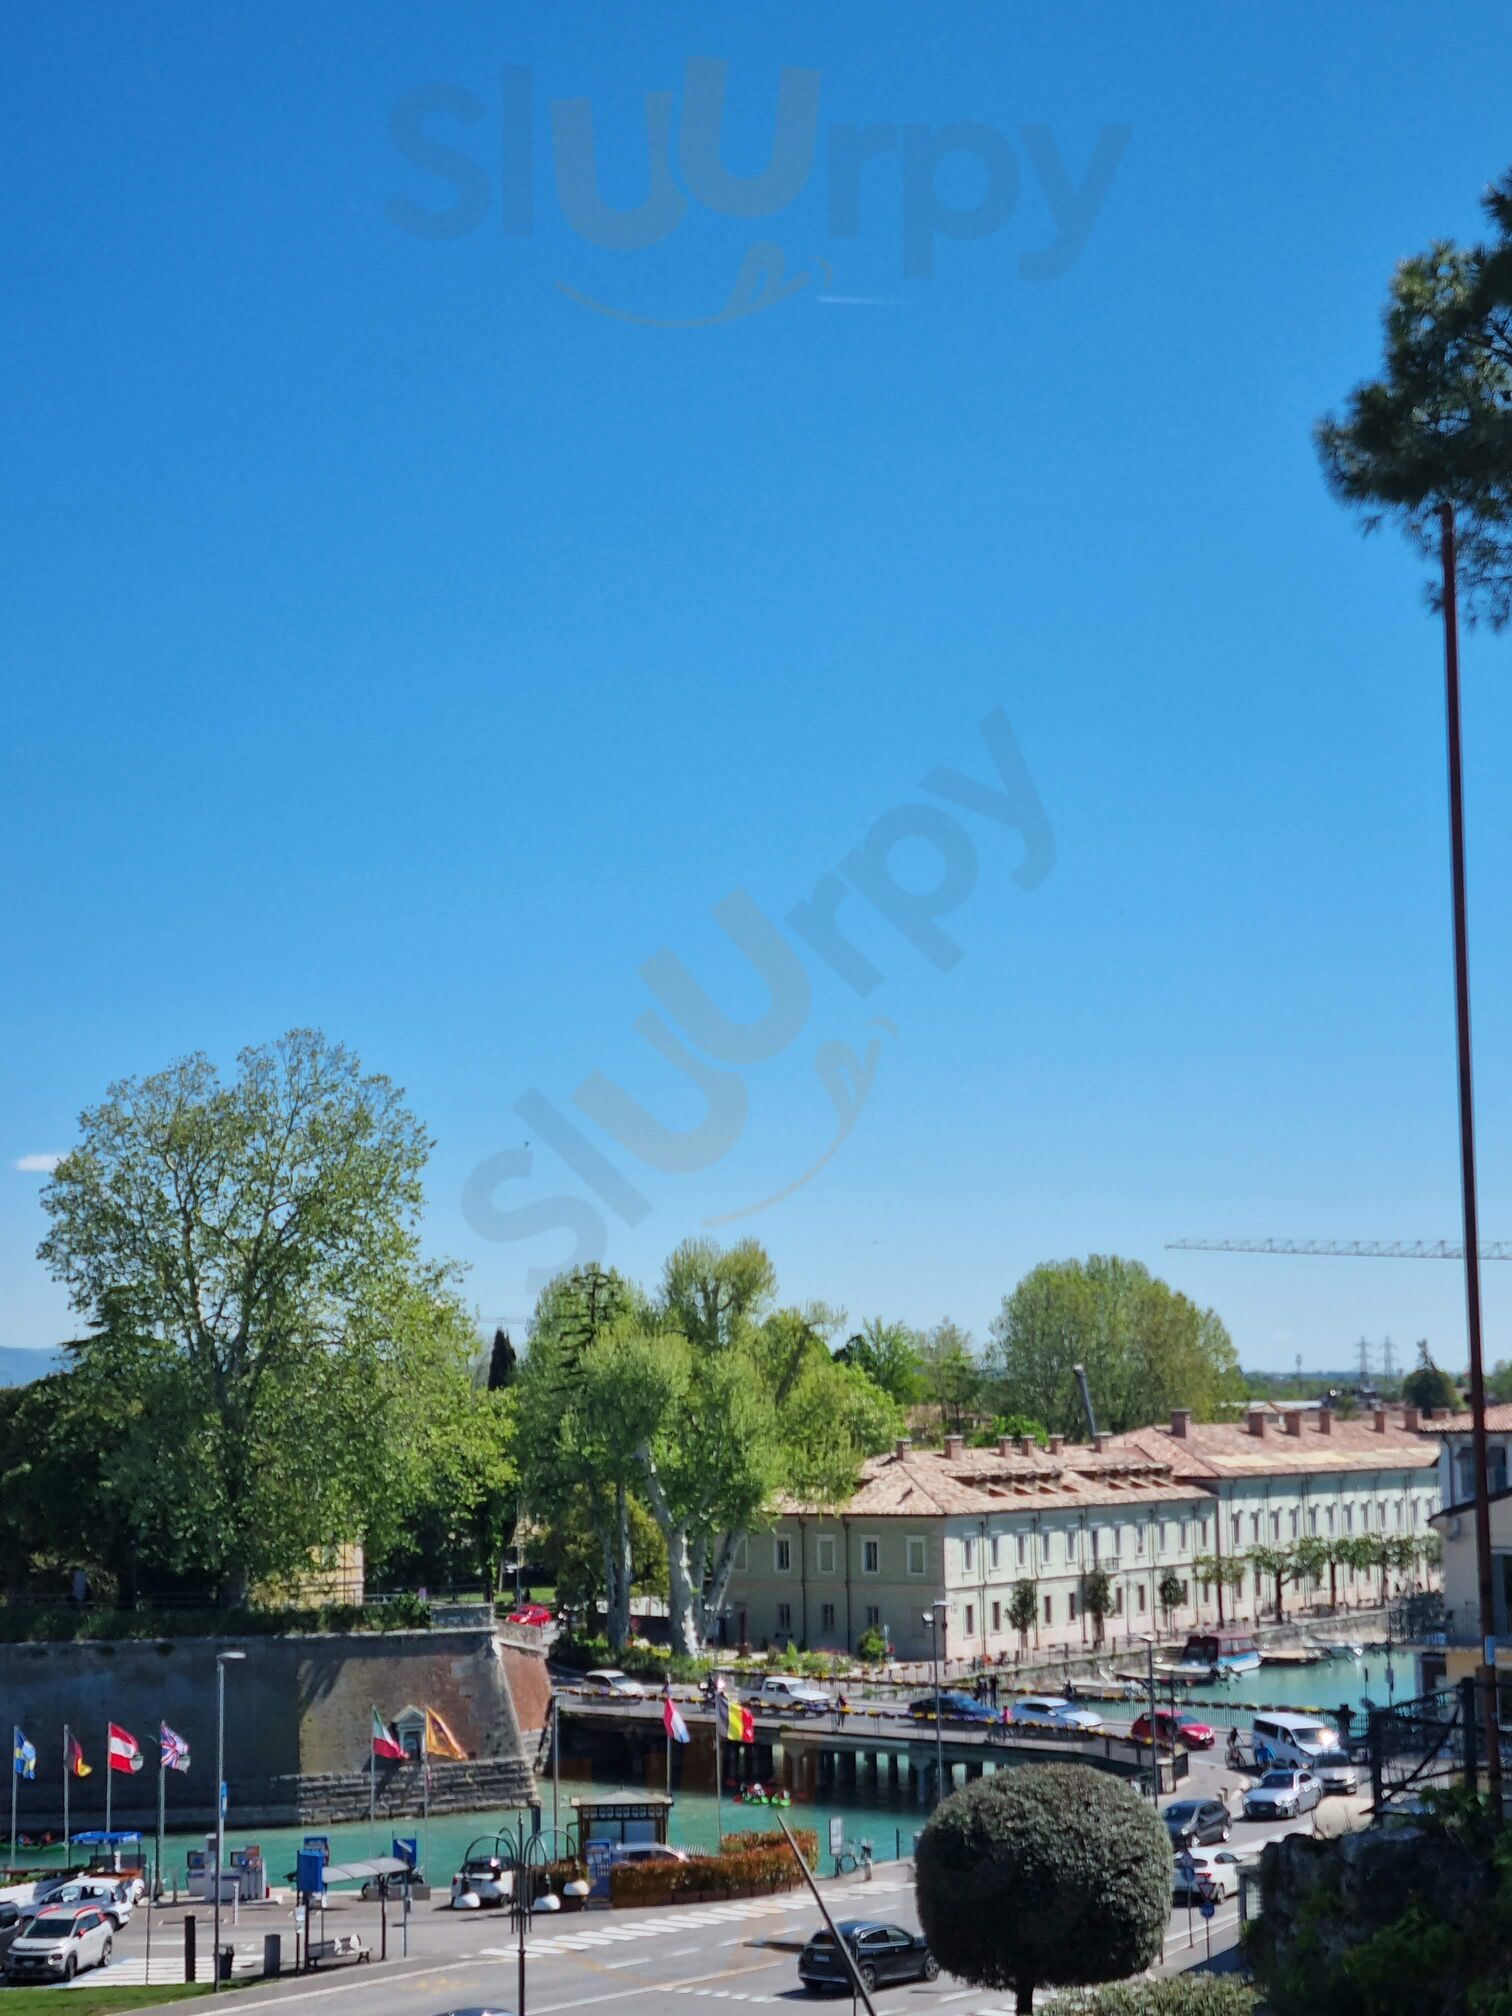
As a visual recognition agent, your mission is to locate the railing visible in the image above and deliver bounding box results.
[1367,1680,1477,1809]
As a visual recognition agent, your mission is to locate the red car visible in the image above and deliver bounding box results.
[505,1604,553,1629]
[1131,1710,1216,1751]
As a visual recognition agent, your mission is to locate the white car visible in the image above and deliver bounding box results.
[581,1668,648,1700]
[1243,1768,1322,1820]
[30,1878,133,1929]
[1172,1848,1245,1901]
[1012,1695,1105,1733]
[745,1675,833,1714]
[5,1905,114,1982]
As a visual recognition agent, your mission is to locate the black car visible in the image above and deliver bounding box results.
[798,1919,939,1994]
[1163,1797,1231,1847]
[906,1691,997,1724]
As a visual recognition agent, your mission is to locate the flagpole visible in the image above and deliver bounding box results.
[157,1751,166,1901]
[105,1722,112,1838]
[62,1728,70,1872]
[11,1727,18,1875]
[369,1707,377,1855]
[715,1704,722,1847]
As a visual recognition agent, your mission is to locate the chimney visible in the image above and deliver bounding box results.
[944,1434,964,1459]
[1373,1407,1388,1434]
[1017,1435,1035,1457]
[1170,1407,1192,1439]
[1091,1433,1107,1454]
[1317,1409,1332,1436]
[893,1437,911,1460]
[996,1436,1014,1458]
[1049,1433,1065,1455]
[1403,1405,1421,1432]
[1284,1411,1303,1438]
[1246,1406,1267,1438]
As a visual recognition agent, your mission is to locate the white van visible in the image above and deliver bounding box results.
[1250,1712,1357,1793]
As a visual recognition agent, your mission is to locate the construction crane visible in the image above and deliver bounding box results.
[1168,1237,1512,1261]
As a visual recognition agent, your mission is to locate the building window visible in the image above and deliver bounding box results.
[1180,1519,1190,1551]
[734,1536,748,1570]
[1231,1514,1242,1546]
[1270,1511,1280,1540]
[1202,1582,1212,1604]
[865,1605,880,1629]
[1250,1513,1260,1542]
[1289,1509,1299,1539]
[1181,1580,1190,1604]
[990,1535,1001,1570]
[991,1600,1001,1633]
[1327,1505,1336,1535]
[964,1603,976,1636]
[1345,1505,1355,1534]
[1308,1507,1319,1535]
[862,1537,880,1575]
[963,1538,976,1573]
[774,1537,792,1574]
[1378,1501,1387,1528]
[1159,1521,1170,1552]
[1200,1518,1210,1547]
[816,1535,836,1574]
[1069,1592,1078,1622]
[1112,1525,1124,1558]
[1136,1584,1146,1613]
[776,1603,792,1634]
[1114,1586,1124,1616]
[906,1537,927,1576]
[1017,1532,1028,1567]
[1043,1594,1054,1625]
[1067,1529,1080,1564]
[1393,1501,1402,1529]
[1136,1524,1146,1556]
[819,1603,836,1634]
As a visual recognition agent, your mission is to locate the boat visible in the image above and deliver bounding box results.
[1174,1628,1261,1679]
[738,1784,791,1808]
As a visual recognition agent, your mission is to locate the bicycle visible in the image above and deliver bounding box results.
[832,1840,874,1879]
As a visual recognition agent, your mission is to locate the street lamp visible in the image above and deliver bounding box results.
[1136,1634,1158,1809]
[922,1602,948,1805]
[213,1651,246,1994]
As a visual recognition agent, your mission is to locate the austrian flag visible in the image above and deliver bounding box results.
[108,1723,143,1774]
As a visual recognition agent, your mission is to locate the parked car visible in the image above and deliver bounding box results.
[1131,1710,1215,1751]
[5,1906,113,1983]
[580,1668,648,1700]
[1172,1848,1245,1901]
[505,1603,553,1629]
[1244,1768,1322,1820]
[606,1842,689,1866]
[1163,1798,1232,1847]
[28,1879,133,1930]
[1012,1695,1105,1734]
[745,1675,833,1714]
[0,1903,27,1964]
[907,1691,997,1724]
[797,1919,939,1994]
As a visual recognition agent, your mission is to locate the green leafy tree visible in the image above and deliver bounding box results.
[1157,1570,1186,1633]
[1486,1360,1512,1404]
[1290,1536,1330,1611]
[1317,167,1512,626]
[835,1317,923,1405]
[987,1258,1243,1439]
[1246,1544,1296,1624]
[1192,1552,1247,1622]
[914,1763,1172,2013]
[1009,1578,1039,1651]
[856,1625,887,1664]
[36,1031,457,1605]
[1083,1566,1113,1646]
[918,1319,984,1433]
[973,1414,1051,1449]
[1402,1354,1461,1414]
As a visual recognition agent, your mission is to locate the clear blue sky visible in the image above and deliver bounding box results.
[6,1,1512,1375]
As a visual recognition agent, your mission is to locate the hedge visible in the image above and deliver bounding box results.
[609,1840,809,1907]
[1046,1984,1257,2015]
[719,1827,818,1867]
[0,1595,432,1643]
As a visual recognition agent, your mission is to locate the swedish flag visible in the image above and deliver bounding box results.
[12,1728,35,1780]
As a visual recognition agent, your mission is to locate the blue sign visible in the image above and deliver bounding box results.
[218,1781,228,1819]
[295,1851,326,1897]
[392,1837,418,1870]
[1200,1901,1216,1921]
[302,1835,331,1863]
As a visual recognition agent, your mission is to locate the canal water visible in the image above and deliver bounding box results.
[45,1652,1400,1886]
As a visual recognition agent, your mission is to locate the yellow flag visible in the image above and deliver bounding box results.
[424,1707,466,1761]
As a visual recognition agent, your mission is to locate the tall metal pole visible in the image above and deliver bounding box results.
[551,1694,560,1836]
[62,1728,70,1872]
[10,1727,18,1875]
[1439,500,1503,1821]
[214,1661,225,1993]
[1145,1636,1159,1807]
[931,1614,944,1804]
[105,1722,112,1838]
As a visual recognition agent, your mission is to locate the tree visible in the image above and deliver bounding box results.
[913,1763,1171,2013]
[1009,1578,1039,1651]
[1317,167,1512,627]
[856,1625,887,1663]
[1083,1567,1113,1646]
[486,1327,517,1390]
[1487,1360,1512,1404]
[36,1031,455,1605]
[1401,1362,1461,1413]
[835,1317,923,1406]
[1157,1570,1186,1633]
[1246,1545,1295,1624]
[918,1319,983,1433]
[1290,1535,1330,1611]
[986,1258,1243,1440]
[974,1414,1051,1450]
[1192,1553,1246,1624]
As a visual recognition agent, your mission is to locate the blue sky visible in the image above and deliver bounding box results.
[5,1,1512,1374]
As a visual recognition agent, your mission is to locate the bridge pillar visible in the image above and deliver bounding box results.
[887,1752,900,1786]
[839,1751,858,1785]
[965,1759,982,1780]
[865,1751,880,1786]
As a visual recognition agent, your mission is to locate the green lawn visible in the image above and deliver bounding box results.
[0,1987,210,2013]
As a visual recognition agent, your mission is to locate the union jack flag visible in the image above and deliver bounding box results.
[159,1723,191,1774]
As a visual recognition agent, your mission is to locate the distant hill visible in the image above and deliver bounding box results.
[0,1347,60,1387]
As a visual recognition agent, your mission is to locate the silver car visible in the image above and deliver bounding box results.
[5,1905,114,1982]
[1243,1768,1321,1820]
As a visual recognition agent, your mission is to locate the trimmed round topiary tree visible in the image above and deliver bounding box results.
[914,1762,1172,2014]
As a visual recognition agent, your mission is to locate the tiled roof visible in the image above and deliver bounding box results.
[780,1443,1209,1519]
[1422,1406,1512,1436]
[1105,1414,1439,1480]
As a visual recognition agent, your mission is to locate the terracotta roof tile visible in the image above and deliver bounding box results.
[1104,1415,1439,1479]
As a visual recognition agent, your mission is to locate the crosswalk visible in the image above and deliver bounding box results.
[481,1876,912,1961]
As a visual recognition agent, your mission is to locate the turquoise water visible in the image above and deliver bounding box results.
[32,1652,1397,1888]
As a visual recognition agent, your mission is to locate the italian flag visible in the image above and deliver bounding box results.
[108,1724,143,1774]
[371,1710,405,1761]
[725,1700,754,1745]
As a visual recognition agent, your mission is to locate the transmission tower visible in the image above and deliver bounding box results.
[1356,1335,1371,1385]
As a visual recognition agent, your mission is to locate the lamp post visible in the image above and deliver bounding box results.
[923,1602,948,1806]
[1137,1634,1159,1808]
[213,1651,245,1993]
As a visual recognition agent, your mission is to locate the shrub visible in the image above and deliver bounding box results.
[856,1627,887,1663]
[719,1827,817,1867]
[914,1763,1171,2014]
[608,1841,807,1907]
[1053,1985,1257,2015]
